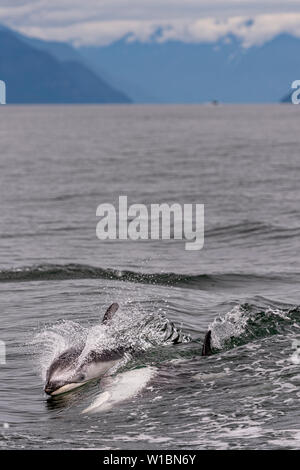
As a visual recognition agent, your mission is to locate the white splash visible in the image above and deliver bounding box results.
[82,366,156,413]
[208,305,249,350]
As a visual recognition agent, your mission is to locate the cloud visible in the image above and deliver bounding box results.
[1,1,300,46]
[156,13,300,47]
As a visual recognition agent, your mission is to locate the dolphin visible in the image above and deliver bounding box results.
[44,302,189,396]
[44,303,122,396]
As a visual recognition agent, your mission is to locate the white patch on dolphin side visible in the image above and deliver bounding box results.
[83,359,120,381]
[82,366,156,414]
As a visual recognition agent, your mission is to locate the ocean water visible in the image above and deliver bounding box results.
[0,104,299,450]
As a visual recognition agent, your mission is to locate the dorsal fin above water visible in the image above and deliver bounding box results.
[201,330,212,356]
[102,303,119,324]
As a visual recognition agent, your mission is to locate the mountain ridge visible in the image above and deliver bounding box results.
[0,27,131,104]
[78,32,299,103]
[0,23,298,103]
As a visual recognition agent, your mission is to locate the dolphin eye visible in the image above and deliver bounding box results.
[78,374,85,381]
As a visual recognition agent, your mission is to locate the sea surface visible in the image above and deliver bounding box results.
[0,104,299,450]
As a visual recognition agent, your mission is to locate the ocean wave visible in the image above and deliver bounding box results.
[0,263,299,287]
[209,302,300,351]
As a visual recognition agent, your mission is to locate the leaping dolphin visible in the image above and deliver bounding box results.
[44,303,188,396]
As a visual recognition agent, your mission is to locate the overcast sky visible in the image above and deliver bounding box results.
[1,1,300,46]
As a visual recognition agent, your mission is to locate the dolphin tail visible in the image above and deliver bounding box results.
[201,330,212,356]
[102,303,119,324]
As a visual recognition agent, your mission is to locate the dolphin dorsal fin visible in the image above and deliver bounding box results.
[102,303,119,324]
[201,330,212,356]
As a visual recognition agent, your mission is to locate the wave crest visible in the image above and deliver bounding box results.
[209,302,300,351]
[1,263,299,289]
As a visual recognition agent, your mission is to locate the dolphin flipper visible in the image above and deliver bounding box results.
[102,303,119,324]
[201,330,212,356]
